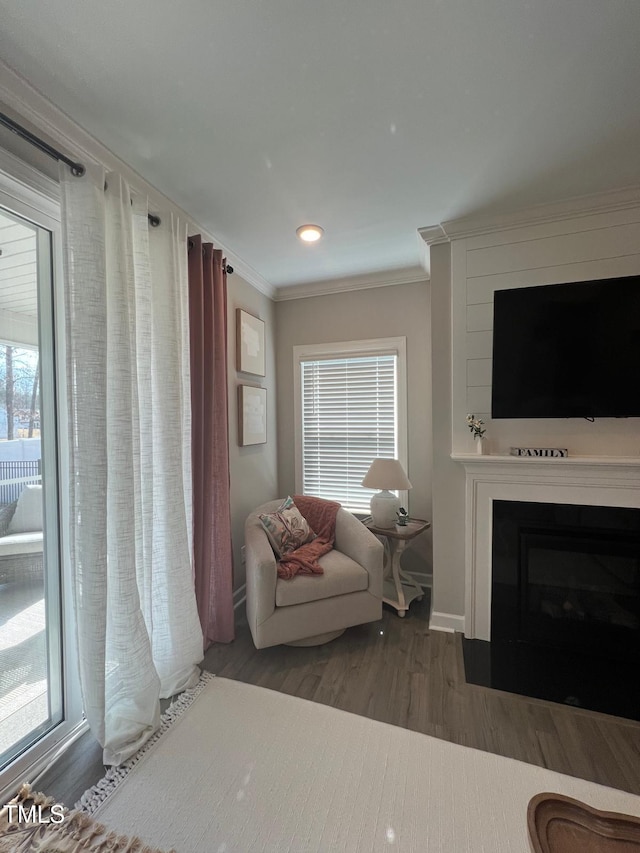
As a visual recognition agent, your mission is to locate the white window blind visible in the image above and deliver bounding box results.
[301,353,398,513]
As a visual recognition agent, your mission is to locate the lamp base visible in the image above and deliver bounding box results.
[370,490,401,528]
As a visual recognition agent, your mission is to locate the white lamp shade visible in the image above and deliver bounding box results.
[362,458,412,491]
[362,458,411,528]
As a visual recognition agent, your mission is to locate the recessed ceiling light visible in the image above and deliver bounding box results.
[296,224,324,243]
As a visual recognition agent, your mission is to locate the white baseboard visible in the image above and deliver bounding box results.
[233,584,247,610]
[429,610,465,634]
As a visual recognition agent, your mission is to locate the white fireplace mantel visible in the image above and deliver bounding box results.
[452,453,640,640]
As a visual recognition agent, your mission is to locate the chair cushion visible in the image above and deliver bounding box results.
[0,531,43,556]
[8,485,43,534]
[275,549,369,607]
[259,496,315,558]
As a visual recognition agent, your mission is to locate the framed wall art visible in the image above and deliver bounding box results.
[236,309,265,376]
[238,384,267,446]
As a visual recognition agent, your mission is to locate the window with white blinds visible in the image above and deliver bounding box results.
[294,338,407,514]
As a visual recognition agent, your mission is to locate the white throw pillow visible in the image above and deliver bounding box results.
[8,484,43,534]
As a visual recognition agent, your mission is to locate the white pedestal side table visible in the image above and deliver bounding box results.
[363,518,431,617]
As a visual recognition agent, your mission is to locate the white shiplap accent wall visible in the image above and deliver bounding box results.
[452,205,640,456]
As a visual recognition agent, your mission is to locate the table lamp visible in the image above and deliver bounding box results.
[362,458,412,528]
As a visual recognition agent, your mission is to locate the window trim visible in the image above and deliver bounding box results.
[293,336,408,513]
[0,150,86,803]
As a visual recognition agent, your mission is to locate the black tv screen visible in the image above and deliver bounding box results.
[491,276,640,419]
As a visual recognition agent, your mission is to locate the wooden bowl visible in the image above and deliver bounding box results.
[528,793,640,852]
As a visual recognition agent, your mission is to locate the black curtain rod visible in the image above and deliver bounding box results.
[188,238,234,274]
[1,113,162,228]
[0,110,85,177]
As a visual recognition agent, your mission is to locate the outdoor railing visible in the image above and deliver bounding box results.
[0,460,42,505]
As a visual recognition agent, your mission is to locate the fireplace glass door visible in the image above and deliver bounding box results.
[521,529,640,662]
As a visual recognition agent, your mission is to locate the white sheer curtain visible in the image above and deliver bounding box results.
[60,164,203,765]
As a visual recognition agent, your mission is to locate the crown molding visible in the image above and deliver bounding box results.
[417,224,448,246]
[419,184,640,246]
[274,266,428,301]
[415,226,432,276]
[0,61,275,300]
[218,253,276,300]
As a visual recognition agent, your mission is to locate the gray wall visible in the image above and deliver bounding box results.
[227,275,278,590]
[275,281,433,577]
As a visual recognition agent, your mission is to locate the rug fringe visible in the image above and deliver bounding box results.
[1,783,176,853]
[77,670,216,815]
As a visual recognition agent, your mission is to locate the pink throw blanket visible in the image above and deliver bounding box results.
[277,495,341,580]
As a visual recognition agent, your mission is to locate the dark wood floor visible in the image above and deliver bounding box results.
[38,594,640,805]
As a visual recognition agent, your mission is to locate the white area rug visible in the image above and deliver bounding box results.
[80,673,640,852]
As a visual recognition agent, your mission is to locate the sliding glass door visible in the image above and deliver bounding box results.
[0,206,63,771]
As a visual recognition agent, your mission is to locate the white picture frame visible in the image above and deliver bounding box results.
[236,309,265,376]
[238,384,267,446]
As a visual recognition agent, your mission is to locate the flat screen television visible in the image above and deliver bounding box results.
[491,275,640,419]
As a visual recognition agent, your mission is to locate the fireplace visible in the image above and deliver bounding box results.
[463,499,640,719]
[492,501,640,658]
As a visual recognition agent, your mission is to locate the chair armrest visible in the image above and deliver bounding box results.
[244,514,278,629]
[334,509,383,599]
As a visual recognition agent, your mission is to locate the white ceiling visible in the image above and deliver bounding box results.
[0,0,639,290]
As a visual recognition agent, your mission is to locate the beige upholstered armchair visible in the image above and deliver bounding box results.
[245,499,383,649]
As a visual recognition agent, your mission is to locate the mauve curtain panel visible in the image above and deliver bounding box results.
[188,236,234,646]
